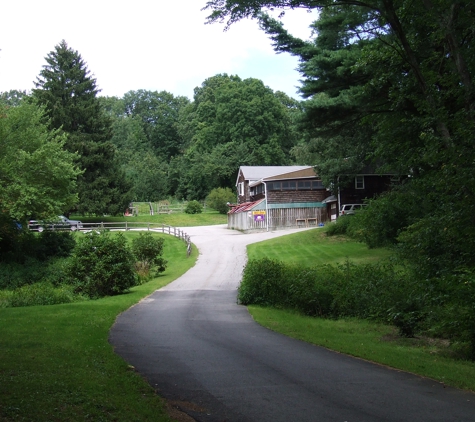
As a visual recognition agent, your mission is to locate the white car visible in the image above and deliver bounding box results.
[339,204,367,216]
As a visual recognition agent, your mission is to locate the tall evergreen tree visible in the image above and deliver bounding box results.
[33,40,131,215]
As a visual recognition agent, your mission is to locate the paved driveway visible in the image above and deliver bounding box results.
[110,225,475,421]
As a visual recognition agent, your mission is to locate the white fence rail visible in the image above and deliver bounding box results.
[36,222,193,257]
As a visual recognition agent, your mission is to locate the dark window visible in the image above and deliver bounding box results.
[282,181,296,190]
[298,181,312,189]
[312,180,324,189]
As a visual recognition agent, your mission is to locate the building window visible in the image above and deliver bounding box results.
[355,176,365,189]
[238,182,244,196]
[282,181,295,190]
[298,181,311,189]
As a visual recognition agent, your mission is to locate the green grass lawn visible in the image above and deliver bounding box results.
[0,233,198,421]
[247,228,392,266]
[77,209,227,227]
[246,227,475,393]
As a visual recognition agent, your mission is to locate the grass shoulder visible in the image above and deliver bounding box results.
[248,306,475,392]
[247,227,392,266]
[244,227,475,392]
[0,233,198,421]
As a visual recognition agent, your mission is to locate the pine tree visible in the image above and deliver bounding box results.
[33,40,131,215]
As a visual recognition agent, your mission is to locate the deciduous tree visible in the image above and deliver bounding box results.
[0,102,80,222]
[173,74,296,198]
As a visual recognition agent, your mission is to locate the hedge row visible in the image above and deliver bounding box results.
[239,258,475,359]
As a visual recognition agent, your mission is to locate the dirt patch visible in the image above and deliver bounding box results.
[381,332,450,349]
[164,399,208,422]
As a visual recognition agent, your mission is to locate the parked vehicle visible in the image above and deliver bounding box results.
[339,204,367,216]
[50,216,83,231]
[28,216,83,232]
[28,220,44,232]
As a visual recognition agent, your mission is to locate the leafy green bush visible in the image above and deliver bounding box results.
[347,190,419,248]
[239,258,290,306]
[239,258,338,316]
[132,232,167,281]
[206,187,236,214]
[66,231,137,298]
[184,200,203,214]
[286,265,338,316]
[325,215,353,236]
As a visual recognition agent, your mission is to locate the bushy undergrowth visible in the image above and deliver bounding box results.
[0,281,85,308]
[0,259,49,290]
[0,229,172,306]
[132,232,167,283]
[239,258,475,359]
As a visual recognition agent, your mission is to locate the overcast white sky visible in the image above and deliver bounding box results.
[0,1,317,100]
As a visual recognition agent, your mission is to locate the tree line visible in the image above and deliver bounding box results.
[1,41,302,225]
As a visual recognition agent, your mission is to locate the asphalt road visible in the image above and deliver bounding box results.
[109,225,475,421]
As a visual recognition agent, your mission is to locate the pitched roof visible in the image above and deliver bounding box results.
[237,166,313,186]
[228,199,265,214]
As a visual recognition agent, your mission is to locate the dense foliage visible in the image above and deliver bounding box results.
[171,74,298,199]
[204,0,475,358]
[0,102,79,223]
[0,229,172,306]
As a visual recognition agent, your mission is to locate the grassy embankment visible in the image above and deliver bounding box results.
[0,231,198,422]
[246,228,475,392]
[77,208,227,227]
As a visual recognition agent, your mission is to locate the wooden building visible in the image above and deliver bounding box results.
[337,172,400,210]
[229,166,331,232]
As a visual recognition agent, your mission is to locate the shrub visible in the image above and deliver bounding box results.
[239,257,429,338]
[325,215,353,236]
[206,188,236,214]
[287,265,338,316]
[184,200,203,214]
[132,232,167,281]
[239,259,338,315]
[66,231,137,298]
[347,190,420,248]
[239,258,290,306]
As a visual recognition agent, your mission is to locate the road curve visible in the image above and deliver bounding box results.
[109,225,475,421]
